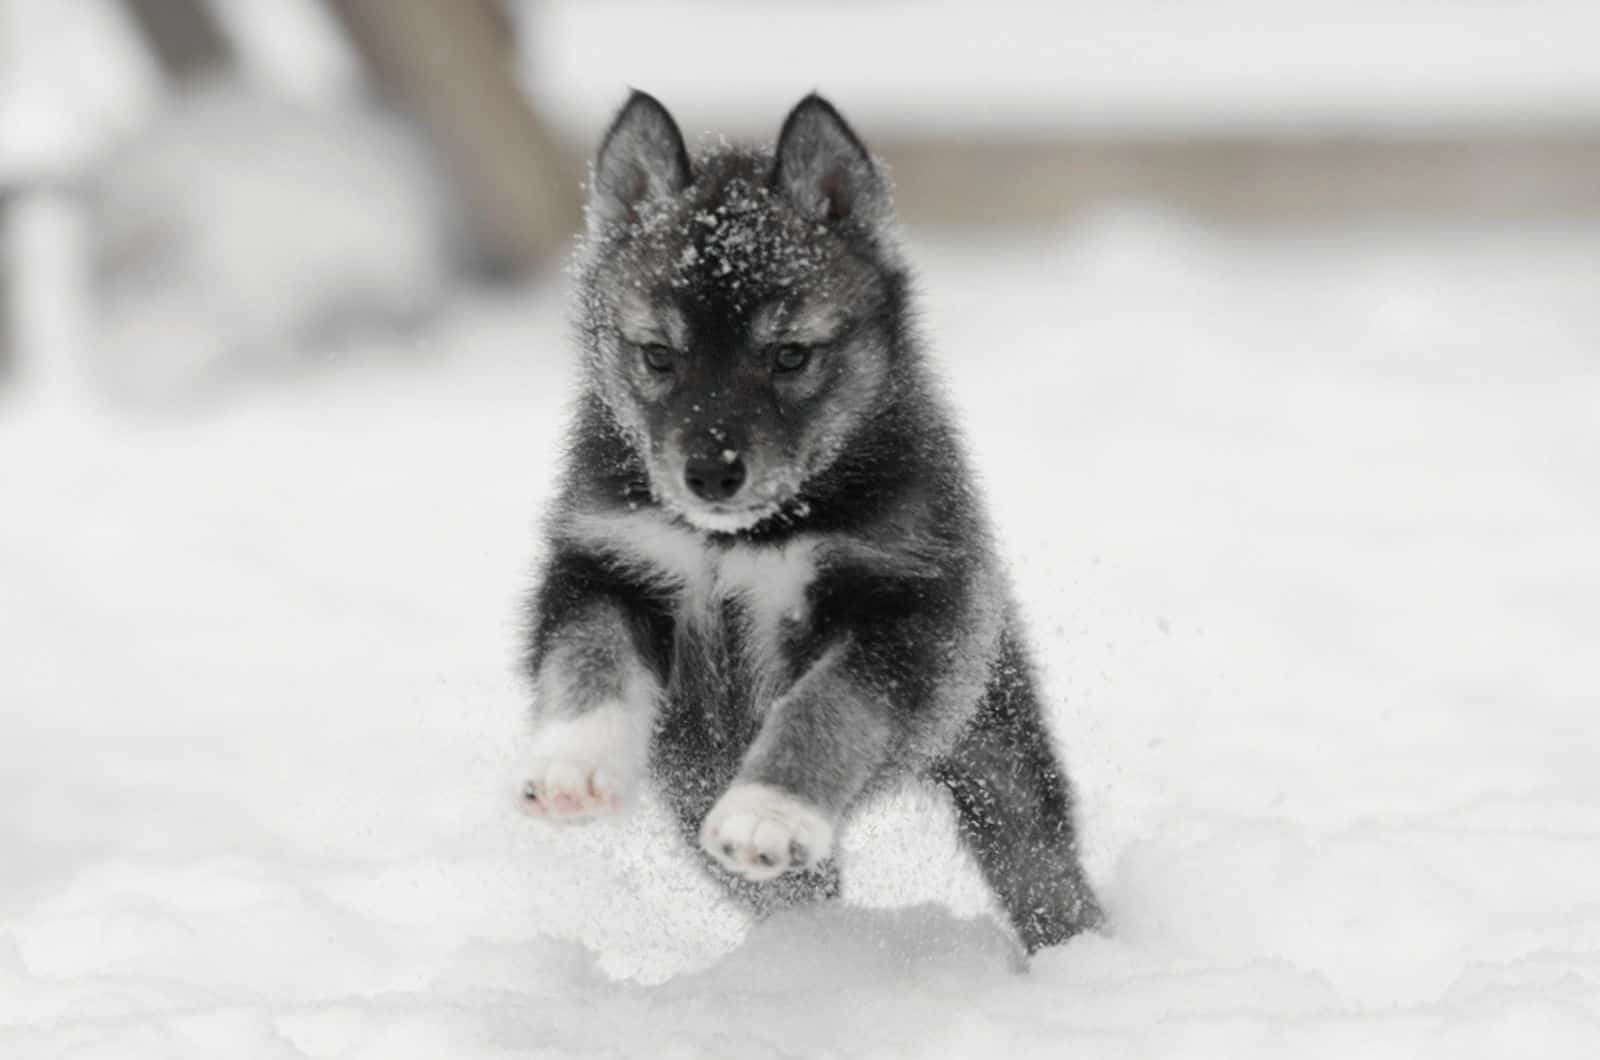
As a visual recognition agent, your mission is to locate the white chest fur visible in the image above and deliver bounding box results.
[560,510,818,703]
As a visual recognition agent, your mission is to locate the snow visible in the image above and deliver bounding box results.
[5,212,1600,1057]
[0,0,162,181]
[92,87,452,405]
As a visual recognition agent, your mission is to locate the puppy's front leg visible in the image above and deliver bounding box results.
[522,600,658,822]
[701,643,890,880]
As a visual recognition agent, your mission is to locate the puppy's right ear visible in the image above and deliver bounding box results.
[587,91,692,237]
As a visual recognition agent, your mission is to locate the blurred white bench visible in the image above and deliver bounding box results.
[517,0,1600,139]
[511,1,1600,228]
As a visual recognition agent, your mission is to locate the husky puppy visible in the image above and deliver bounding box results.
[520,92,1101,954]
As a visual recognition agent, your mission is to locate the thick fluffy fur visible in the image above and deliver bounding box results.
[522,92,1101,953]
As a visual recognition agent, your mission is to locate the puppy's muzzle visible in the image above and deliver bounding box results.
[684,450,746,502]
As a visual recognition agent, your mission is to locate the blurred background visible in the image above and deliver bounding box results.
[4,3,1600,1054]
[4,0,1600,403]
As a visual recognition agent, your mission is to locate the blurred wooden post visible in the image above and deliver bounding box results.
[322,0,574,276]
[0,193,11,387]
[1,183,95,405]
[119,0,235,81]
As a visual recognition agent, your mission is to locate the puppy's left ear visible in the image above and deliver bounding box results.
[771,95,889,228]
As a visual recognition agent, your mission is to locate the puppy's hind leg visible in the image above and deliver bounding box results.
[931,631,1103,955]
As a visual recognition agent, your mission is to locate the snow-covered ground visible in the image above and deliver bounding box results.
[4,212,1600,1057]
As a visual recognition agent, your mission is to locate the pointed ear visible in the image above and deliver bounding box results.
[588,91,692,235]
[771,95,888,227]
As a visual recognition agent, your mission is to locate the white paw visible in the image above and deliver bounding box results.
[700,783,835,882]
[520,706,643,822]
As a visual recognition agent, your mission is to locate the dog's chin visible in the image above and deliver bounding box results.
[673,501,782,535]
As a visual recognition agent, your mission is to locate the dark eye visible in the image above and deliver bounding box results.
[772,344,811,372]
[641,343,675,372]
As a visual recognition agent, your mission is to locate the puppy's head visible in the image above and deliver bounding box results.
[576,92,903,534]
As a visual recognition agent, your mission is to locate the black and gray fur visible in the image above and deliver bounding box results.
[522,91,1102,955]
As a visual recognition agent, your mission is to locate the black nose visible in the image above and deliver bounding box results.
[685,452,746,502]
